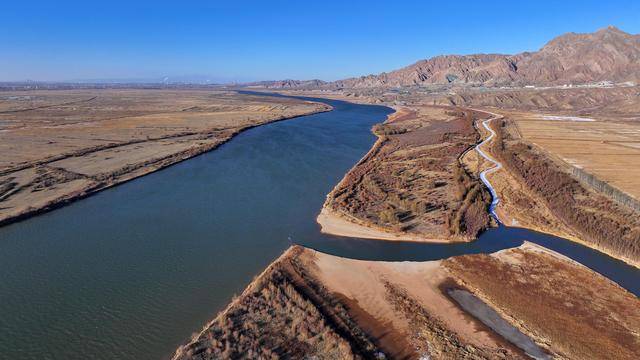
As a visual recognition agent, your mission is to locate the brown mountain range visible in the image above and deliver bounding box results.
[253,26,640,89]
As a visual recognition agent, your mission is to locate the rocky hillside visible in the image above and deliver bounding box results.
[251,26,640,89]
[337,26,639,88]
[245,79,327,89]
[336,26,639,88]
[333,54,519,88]
[516,26,640,85]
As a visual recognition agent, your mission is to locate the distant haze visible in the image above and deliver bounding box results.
[1,1,639,83]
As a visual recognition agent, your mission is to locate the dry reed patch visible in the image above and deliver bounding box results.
[174,247,380,360]
[444,249,640,360]
[324,106,492,242]
[493,118,640,264]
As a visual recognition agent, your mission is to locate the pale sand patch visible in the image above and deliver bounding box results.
[316,207,451,243]
[536,114,596,122]
[305,249,505,351]
[493,241,586,269]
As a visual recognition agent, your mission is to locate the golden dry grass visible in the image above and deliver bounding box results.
[173,247,380,360]
[509,110,640,200]
[490,117,640,265]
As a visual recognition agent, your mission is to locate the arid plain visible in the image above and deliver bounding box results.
[0,90,329,225]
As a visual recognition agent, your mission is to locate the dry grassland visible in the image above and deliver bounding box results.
[508,111,640,200]
[445,244,640,360]
[489,118,640,266]
[0,89,329,225]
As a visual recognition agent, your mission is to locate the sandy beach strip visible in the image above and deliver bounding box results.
[317,207,454,243]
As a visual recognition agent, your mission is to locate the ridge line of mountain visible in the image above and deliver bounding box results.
[249,26,639,89]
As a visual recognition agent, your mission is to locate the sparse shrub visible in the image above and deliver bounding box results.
[373,124,408,136]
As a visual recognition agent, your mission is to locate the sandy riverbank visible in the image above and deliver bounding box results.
[174,242,640,359]
[317,207,452,243]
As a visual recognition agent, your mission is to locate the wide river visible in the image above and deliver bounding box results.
[0,94,638,359]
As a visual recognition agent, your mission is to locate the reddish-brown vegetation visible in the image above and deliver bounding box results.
[383,280,521,359]
[494,119,640,263]
[325,106,492,241]
[175,245,640,360]
[173,248,380,360]
[444,249,640,360]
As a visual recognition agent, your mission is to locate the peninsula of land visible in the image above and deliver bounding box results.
[318,105,493,243]
[174,244,640,360]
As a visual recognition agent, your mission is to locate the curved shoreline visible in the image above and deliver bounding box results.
[315,106,454,243]
[0,103,332,229]
[316,102,640,268]
[172,247,300,360]
[317,207,453,243]
[316,105,489,244]
[3,93,638,360]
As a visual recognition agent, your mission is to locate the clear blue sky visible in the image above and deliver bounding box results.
[1,0,638,82]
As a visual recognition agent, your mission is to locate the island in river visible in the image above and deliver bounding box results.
[288,87,640,268]
[318,105,496,243]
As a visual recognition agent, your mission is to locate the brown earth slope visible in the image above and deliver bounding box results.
[0,90,330,226]
[440,86,640,117]
[445,243,640,360]
[318,105,492,242]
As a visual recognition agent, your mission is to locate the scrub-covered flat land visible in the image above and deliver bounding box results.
[483,115,640,266]
[175,244,640,360]
[446,243,640,360]
[318,105,492,242]
[0,90,329,225]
